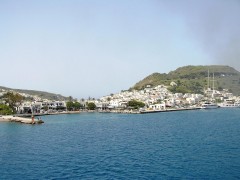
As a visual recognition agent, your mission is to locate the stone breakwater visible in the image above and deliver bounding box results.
[98,107,202,114]
[0,116,44,124]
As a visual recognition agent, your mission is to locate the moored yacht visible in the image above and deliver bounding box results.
[201,102,219,109]
[218,102,240,108]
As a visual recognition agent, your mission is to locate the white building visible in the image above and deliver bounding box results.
[149,103,166,110]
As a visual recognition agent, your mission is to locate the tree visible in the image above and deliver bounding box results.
[3,92,23,113]
[127,100,145,109]
[87,102,96,110]
[73,102,82,110]
[156,99,162,104]
[215,98,223,103]
[66,101,74,111]
[177,80,181,86]
[168,83,190,94]
[66,101,83,111]
[0,104,13,115]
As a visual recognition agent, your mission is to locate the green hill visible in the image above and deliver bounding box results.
[0,86,68,101]
[132,65,240,96]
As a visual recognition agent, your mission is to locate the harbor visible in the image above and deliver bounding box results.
[1,108,240,179]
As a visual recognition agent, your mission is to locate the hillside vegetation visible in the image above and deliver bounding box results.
[0,86,67,101]
[132,65,240,95]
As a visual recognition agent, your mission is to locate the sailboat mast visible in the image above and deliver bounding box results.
[208,69,210,89]
[212,72,215,93]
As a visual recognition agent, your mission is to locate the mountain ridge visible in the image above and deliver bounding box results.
[132,65,240,95]
[0,86,68,101]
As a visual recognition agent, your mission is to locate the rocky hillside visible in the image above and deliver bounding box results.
[132,65,240,95]
[0,86,68,101]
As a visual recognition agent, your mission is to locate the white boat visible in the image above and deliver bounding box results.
[218,103,240,108]
[201,102,219,109]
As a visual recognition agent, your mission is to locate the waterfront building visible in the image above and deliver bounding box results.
[149,103,166,110]
[17,101,66,114]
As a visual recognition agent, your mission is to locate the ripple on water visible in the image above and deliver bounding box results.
[0,109,240,179]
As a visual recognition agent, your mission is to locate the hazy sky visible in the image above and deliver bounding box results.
[0,0,239,98]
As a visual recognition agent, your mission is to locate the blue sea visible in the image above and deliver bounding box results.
[0,108,240,179]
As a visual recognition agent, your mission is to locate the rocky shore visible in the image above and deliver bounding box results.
[0,115,44,124]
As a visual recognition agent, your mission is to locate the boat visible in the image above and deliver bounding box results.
[218,102,240,108]
[218,99,240,108]
[201,102,219,109]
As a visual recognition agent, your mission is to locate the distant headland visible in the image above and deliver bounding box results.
[132,65,240,96]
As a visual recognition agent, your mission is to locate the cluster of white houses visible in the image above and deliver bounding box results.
[15,101,67,114]
[95,85,203,111]
[1,82,240,114]
[95,84,240,110]
[0,88,67,114]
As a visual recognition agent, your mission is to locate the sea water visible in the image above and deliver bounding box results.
[0,109,240,179]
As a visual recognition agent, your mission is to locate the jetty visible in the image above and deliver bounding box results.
[98,107,202,114]
[0,115,44,124]
[140,107,201,114]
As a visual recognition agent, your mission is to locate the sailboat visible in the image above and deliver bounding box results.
[201,70,219,109]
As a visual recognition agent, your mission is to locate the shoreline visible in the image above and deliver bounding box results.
[0,107,204,123]
[16,111,81,118]
[0,111,80,123]
[0,116,10,122]
[0,107,202,118]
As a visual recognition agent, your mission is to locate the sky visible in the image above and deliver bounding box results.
[0,0,239,98]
